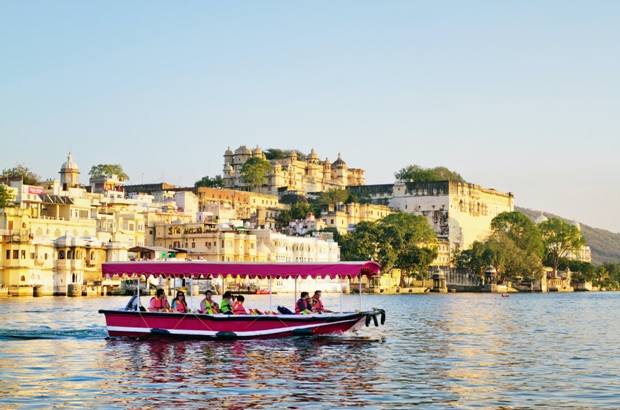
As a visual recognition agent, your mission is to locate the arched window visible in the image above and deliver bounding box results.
[59,250,65,259]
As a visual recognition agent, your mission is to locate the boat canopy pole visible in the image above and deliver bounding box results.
[137,275,140,301]
[359,275,362,311]
[189,276,193,311]
[339,276,343,313]
[269,277,273,312]
[294,277,297,309]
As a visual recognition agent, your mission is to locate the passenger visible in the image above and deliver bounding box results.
[311,290,331,313]
[233,295,248,315]
[171,291,188,313]
[295,291,313,314]
[199,290,220,314]
[220,291,235,314]
[149,288,170,312]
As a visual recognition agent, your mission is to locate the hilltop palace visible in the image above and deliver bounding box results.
[0,147,589,296]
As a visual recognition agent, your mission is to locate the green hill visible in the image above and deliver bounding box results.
[516,206,620,266]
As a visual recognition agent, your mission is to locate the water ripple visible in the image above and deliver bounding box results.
[1,293,620,408]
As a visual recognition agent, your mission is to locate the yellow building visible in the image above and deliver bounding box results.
[223,145,365,196]
[390,180,514,259]
[319,202,394,235]
[154,222,258,262]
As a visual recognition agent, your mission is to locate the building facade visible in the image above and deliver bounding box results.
[389,180,515,258]
[222,145,365,195]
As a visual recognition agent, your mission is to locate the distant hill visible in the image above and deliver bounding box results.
[516,206,620,266]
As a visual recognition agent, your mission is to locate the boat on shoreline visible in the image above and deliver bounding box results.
[98,261,386,340]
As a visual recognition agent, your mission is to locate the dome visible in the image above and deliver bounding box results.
[225,146,233,156]
[534,213,548,224]
[61,152,79,171]
[571,219,581,231]
[234,145,252,155]
[309,148,319,160]
[332,153,346,167]
[253,145,263,156]
[257,243,271,255]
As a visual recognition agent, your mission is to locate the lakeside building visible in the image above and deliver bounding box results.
[351,181,514,261]
[316,202,395,235]
[222,145,365,195]
[0,154,199,296]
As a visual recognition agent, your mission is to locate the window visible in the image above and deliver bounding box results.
[13,250,18,259]
[6,250,10,259]
[59,250,65,259]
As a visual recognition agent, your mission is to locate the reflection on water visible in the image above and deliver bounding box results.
[1,292,620,408]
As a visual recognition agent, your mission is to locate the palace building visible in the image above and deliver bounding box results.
[389,180,515,260]
[222,145,365,195]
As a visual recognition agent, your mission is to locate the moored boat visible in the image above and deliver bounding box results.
[99,261,386,340]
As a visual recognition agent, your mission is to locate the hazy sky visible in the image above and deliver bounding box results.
[1,1,619,233]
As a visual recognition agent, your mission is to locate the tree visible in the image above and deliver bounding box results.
[486,232,544,283]
[340,222,388,264]
[240,157,272,190]
[560,260,596,285]
[264,149,287,160]
[89,164,129,181]
[539,218,586,275]
[2,164,41,185]
[316,189,350,206]
[280,193,308,205]
[491,211,545,258]
[378,213,438,284]
[395,165,465,183]
[347,189,373,204]
[454,241,489,281]
[194,175,224,188]
[0,183,15,208]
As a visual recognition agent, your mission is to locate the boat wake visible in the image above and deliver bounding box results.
[0,327,108,341]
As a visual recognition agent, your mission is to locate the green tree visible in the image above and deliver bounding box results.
[395,165,465,182]
[491,211,545,258]
[316,189,350,206]
[340,221,389,264]
[240,157,272,190]
[560,260,596,285]
[2,164,41,185]
[0,183,15,208]
[194,175,224,188]
[487,232,544,283]
[347,189,373,204]
[264,149,287,160]
[290,202,314,220]
[280,193,308,205]
[454,241,489,280]
[378,213,438,284]
[89,164,129,181]
[539,218,586,275]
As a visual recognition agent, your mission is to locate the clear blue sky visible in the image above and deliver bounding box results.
[1,1,619,233]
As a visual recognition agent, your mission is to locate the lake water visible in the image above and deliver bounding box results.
[1,291,619,409]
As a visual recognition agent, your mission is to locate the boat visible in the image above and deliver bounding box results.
[98,261,386,340]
